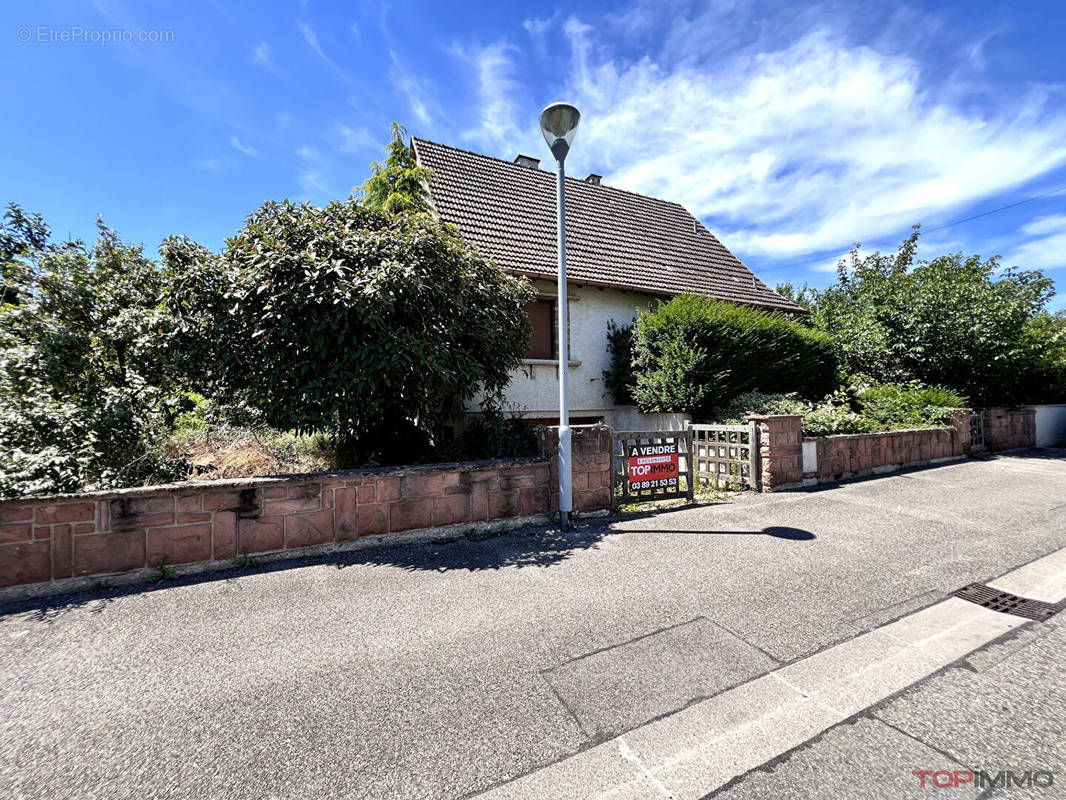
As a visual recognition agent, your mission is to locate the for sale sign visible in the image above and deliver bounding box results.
[627,441,680,491]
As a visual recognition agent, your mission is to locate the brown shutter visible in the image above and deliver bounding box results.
[525,299,554,359]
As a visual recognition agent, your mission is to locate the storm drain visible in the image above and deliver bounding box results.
[952,583,1065,622]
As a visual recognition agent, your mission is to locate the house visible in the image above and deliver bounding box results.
[411,138,803,429]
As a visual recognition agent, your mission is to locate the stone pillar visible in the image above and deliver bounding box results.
[745,414,804,491]
[536,424,612,512]
[983,407,1036,451]
[951,410,971,456]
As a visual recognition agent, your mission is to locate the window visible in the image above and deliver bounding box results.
[525,299,556,359]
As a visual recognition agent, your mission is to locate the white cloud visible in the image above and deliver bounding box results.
[389,51,435,127]
[252,42,279,74]
[448,41,530,156]
[295,145,330,196]
[1006,214,1066,269]
[451,16,1066,261]
[300,170,329,195]
[570,28,1066,258]
[333,124,377,154]
[229,136,259,157]
[192,156,224,173]
[1022,213,1066,237]
[299,22,356,83]
[522,17,552,37]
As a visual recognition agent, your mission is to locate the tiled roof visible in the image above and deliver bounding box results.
[412,138,802,313]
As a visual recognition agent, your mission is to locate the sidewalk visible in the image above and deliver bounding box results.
[1,450,1064,799]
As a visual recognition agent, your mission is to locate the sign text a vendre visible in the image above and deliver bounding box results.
[627,440,680,492]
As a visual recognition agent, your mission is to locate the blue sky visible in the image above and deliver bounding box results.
[3,0,1066,308]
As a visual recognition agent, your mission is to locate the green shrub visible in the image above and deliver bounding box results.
[854,382,967,432]
[631,295,837,418]
[711,381,967,437]
[602,319,637,405]
[714,391,807,422]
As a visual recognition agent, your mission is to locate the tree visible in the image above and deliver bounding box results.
[1,204,49,305]
[163,198,534,464]
[810,228,1058,405]
[773,281,819,312]
[358,122,434,214]
[1019,310,1066,403]
[629,295,837,418]
[0,207,182,496]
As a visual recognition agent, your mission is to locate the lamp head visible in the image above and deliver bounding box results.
[539,102,580,162]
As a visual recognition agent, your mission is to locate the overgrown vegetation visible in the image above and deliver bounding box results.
[608,228,1062,434]
[0,209,185,497]
[164,395,335,479]
[447,403,539,461]
[717,380,968,436]
[0,123,537,498]
[777,228,1066,405]
[162,197,533,466]
[628,295,837,419]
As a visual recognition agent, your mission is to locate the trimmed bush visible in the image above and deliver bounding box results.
[630,295,837,418]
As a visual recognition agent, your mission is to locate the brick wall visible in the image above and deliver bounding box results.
[0,425,612,594]
[750,407,1038,490]
[747,412,973,490]
[804,415,970,485]
[981,408,1036,451]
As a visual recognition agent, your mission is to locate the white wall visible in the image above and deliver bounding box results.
[1026,404,1066,447]
[467,280,679,429]
[611,406,690,432]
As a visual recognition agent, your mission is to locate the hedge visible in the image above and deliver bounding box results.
[630,295,837,419]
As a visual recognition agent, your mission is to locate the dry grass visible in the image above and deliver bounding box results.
[166,426,335,481]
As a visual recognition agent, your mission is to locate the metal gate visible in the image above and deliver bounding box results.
[689,422,761,490]
[610,429,694,509]
[970,412,986,452]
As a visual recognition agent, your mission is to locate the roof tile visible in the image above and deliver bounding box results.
[412,138,802,313]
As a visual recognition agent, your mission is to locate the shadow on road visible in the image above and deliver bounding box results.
[0,517,815,621]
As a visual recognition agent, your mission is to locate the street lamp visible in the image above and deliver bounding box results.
[539,102,581,530]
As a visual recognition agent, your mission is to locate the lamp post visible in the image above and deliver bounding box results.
[539,102,581,530]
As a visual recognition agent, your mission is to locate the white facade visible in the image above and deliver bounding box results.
[1026,404,1066,447]
[466,279,689,430]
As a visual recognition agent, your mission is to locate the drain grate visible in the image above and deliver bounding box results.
[952,583,1065,622]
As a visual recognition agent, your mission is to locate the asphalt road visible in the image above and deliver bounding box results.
[1,449,1064,799]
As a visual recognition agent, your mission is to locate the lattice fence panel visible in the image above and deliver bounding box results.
[690,423,761,490]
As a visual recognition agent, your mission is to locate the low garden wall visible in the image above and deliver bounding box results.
[0,425,612,596]
[750,408,1036,490]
